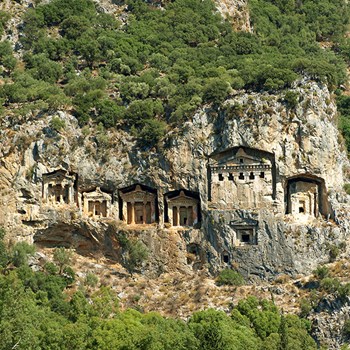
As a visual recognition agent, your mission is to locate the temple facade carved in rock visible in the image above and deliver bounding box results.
[40,146,330,238]
[82,187,112,218]
[165,190,200,227]
[42,169,77,206]
[119,184,157,225]
[208,147,275,210]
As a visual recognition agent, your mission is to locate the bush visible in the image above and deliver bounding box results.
[299,298,313,318]
[11,242,36,267]
[313,265,329,280]
[216,268,244,286]
[137,118,167,147]
[50,116,66,132]
[85,272,98,287]
[343,320,350,338]
[344,184,350,195]
[284,91,299,109]
[329,244,340,262]
[320,277,341,293]
[53,247,72,274]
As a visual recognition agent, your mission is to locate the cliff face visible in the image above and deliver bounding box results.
[1,78,349,279]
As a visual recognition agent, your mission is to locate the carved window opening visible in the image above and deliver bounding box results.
[260,172,265,178]
[240,158,244,164]
[241,233,250,243]
[239,173,244,180]
[228,173,234,181]
[249,172,255,180]
[237,228,255,245]
[219,174,224,181]
[222,251,229,264]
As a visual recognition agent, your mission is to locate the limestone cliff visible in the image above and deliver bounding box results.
[1,78,349,281]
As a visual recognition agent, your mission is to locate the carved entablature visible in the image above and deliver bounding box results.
[120,185,155,204]
[119,184,157,225]
[208,147,275,210]
[42,169,77,206]
[165,190,200,227]
[229,218,258,246]
[82,187,112,218]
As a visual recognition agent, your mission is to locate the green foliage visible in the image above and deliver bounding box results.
[216,268,244,286]
[313,265,329,280]
[337,94,350,153]
[343,320,350,338]
[329,244,340,262]
[299,298,313,318]
[50,116,66,132]
[137,118,167,147]
[125,240,149,276]
[283,91,299,110]
[0,227,9,268]
[0,11,10,36]
[85,272,98,287]
[0,234,317,350]
[53,247,73,274]
[344,184,350,195]
[320,277,341,293]
[11,242,35,267]
[1,0,347,144]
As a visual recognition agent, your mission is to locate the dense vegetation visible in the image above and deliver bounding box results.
[0,228,317,350]
[0,0,349,146]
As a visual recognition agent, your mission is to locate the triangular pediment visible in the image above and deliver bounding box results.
[218,148,263,166]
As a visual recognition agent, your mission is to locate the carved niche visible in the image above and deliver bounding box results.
[119,184,157,225]
[42,169,77,206]
[82,187,112,218]
[165,190,200,227]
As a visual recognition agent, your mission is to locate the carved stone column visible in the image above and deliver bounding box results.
[143,201,146,224]
[176,206,180,226]
[131,202,135,224]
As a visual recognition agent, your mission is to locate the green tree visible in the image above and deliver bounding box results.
[53,247,73,274]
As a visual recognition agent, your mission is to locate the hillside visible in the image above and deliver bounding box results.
[1,0,350,349]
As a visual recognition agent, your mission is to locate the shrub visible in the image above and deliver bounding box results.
[50,116,66,132]
[11,242,36,267]
[85,272,98,287]
[299,298,313,318]
[313,265,329,280]
[53,247,73,274]
[343,320,350,337]
[320,277,341,293]
[216,268,244,286]
[137,118,167,147]
[329,244,340,262]
[344,184,350,195]
[284,91,299,109]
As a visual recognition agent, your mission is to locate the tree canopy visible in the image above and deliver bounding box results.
[0,0,348,147]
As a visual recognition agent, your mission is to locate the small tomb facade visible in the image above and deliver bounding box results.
[42,169,76,205]
[165,190,200,227]
[119,184,157,224]
[230,218,258,246]
[208,147,275,210]
[82,187,112,218]
[287,177,320,217]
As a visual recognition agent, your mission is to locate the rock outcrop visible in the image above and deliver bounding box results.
[1,79,349,280]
